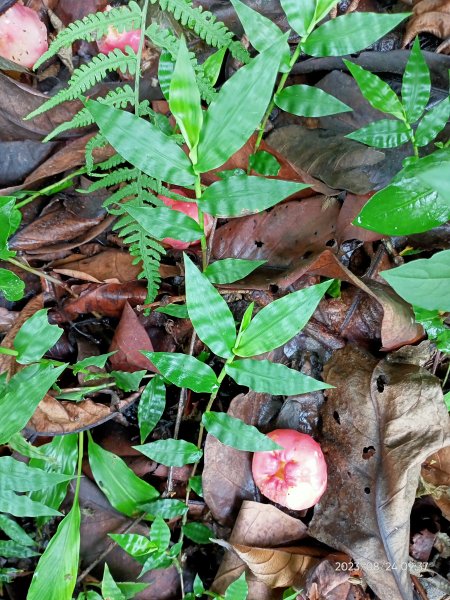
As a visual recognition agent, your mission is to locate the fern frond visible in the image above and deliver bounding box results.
[103,182,140,210]
[85,133,108,173]
[44,85,136,142]
[145,24,215,103]
[34,2,142,69]
[95,153,126,172]
[27,50,137,119]
[150,0,249,63]
[87,167,140,192]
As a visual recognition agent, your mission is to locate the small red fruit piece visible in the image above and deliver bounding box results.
[97,6,141,54]
[252,429,327,511]
[159,188,213,251]
[0,4,48,68]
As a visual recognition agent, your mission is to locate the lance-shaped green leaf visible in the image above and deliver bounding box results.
[195,36,287,173]
[109,533,157,561]
[73,351,116,374]
[123,204,203,242]
[226,359,332,395]
[346,119,411,148]
[200,175,308,217]
[275,85,351,117]
[158,51,175,100]
[141,352,218,393]
[381,250,450,312]
[280,0,316,36]
[138,376,166,443]
[234,280,332,357]
[0,197,21,247]
[134,439,202,467]
[0,363,66,445]
[155,303,189,318]
[28,502,80,600]
[88,435,159,516]
[224,572,248,600]
[0,514,35,547]
[182,522,213,544]
[402,37,430,124]
[203,46,227,85]
[0,269,24,301]
[0,457,72,491]
[0,541,38,558]
[355,148,450,234]
[184,253,236,358]
[202,412,281,451]
[249,150,281,176]
[117,582,150,599]
[0,491,61,518]
[150,516,171,551]
[14,309,63,364]
[343,60,405,120]
[85,100,196,186]
[102,564,125,600]
[204,259,266,284]
[313,0,340,23]
[415,98,450,147]
[230,0,290,70]
[139,498,188,520]
[169,36,202,157]
[303,13,410,57]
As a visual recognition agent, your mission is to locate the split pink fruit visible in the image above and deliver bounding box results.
[0,4,48,68]
[96,6,141,54]
[159,188,213,251]
[252,429,327,511]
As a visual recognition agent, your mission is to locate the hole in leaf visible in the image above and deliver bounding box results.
[362,446,376,460]
[364,486,371,494]
[376,375,386,393]
[254,240,264,248]
[325,239,336,247]
[333,410,340,424]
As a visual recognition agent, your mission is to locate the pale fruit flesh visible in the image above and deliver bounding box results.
[0,4,48,68]
[252,429,327,511]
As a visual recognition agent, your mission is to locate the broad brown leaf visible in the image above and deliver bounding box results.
[403,0,450,53]
[309,345,450,600]
[421,446,450,520]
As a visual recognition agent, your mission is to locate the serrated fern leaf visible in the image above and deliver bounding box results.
[150,0,249,63]
[27,50,137,119]
[44,85,136,142]
[85,133,108,173]
[34,2,142,69]
[145,24,215,103]
[95,153,126,172]
[87,167,141,192]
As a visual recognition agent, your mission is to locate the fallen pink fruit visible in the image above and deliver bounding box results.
[159,188,213,251]
[0,4,48,68]
[252,429,327,511]
[97,6,141,54]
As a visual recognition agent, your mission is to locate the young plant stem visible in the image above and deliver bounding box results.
[134,0,149,114]
[74,431,84,504]
[195,174,208,271]
[405,122,419,158]
[6,256,76,294]
[14,167,87,210]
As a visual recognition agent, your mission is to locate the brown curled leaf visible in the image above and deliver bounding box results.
[403,0,450,52]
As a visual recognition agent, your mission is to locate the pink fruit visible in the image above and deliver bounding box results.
[0,4,48,68]
[252,429,327,511]
[159,188,213,251]
[96,6,141,54]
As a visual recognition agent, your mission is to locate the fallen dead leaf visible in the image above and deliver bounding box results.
[421,446,450,520]
[306,559,371,600]
[309,345,450,600]
[403,0,450,54]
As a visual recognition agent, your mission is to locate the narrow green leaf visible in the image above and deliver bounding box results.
[203,46,227,85]
[0,456,72,491]
[0,491,61,517]
[381,250,450,312]
[169,36,203,156]
[158,51,175,100]
[234,281,332,357]
[230,0,290,70]
[109,533,157,560]
[134,439,202,467]
[343,60,405,120]
[85,100,196,186]
[226,359,332,395]
[0,269,24,301]
[202,412,281,451]
[14,309,62,364]
[204,259,266,284]
[8,432,57,462]
[0,363,66,445]
[117,582,150,599]
[184,254,236,358]
[313,0,340,23]
[139,551,173,576]
[124,204,203,242]
[248,150,281,176]
[110,369,145,392]
[0,197,21,247]
[141,352,218,393]
[155,303,189,318]
[138,376,166,443]
[193,574,205,596]
[0,540,38,558]
[150,516,171,551]
[182,522,213,544]
[346,119,410,148]
[139,498,188,519]
[224,572,248,600]
[275,85,351,117]
[415,98,450,147]
[88,435,159,517]
[280,0,316,36]
[196,36,287,173]
[303,13,410,57]
[27,501,80,600]
[354,148,450,234]
[0,514,35,547]
[200,175,308,217]
[189,475,203,498]
[102,564,125,600]
[402,37,431,123]
[73,352,116,374]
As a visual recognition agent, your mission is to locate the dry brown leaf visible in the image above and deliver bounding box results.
[421,446,450,520]
[309,345,450,600]
[403,0,450,53]
[306,559,371,600]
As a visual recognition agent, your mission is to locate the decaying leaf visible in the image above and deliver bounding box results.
[421,446,450,520]
[403,0,450,54]
[306,559,371,600]
[309,345,450,600]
